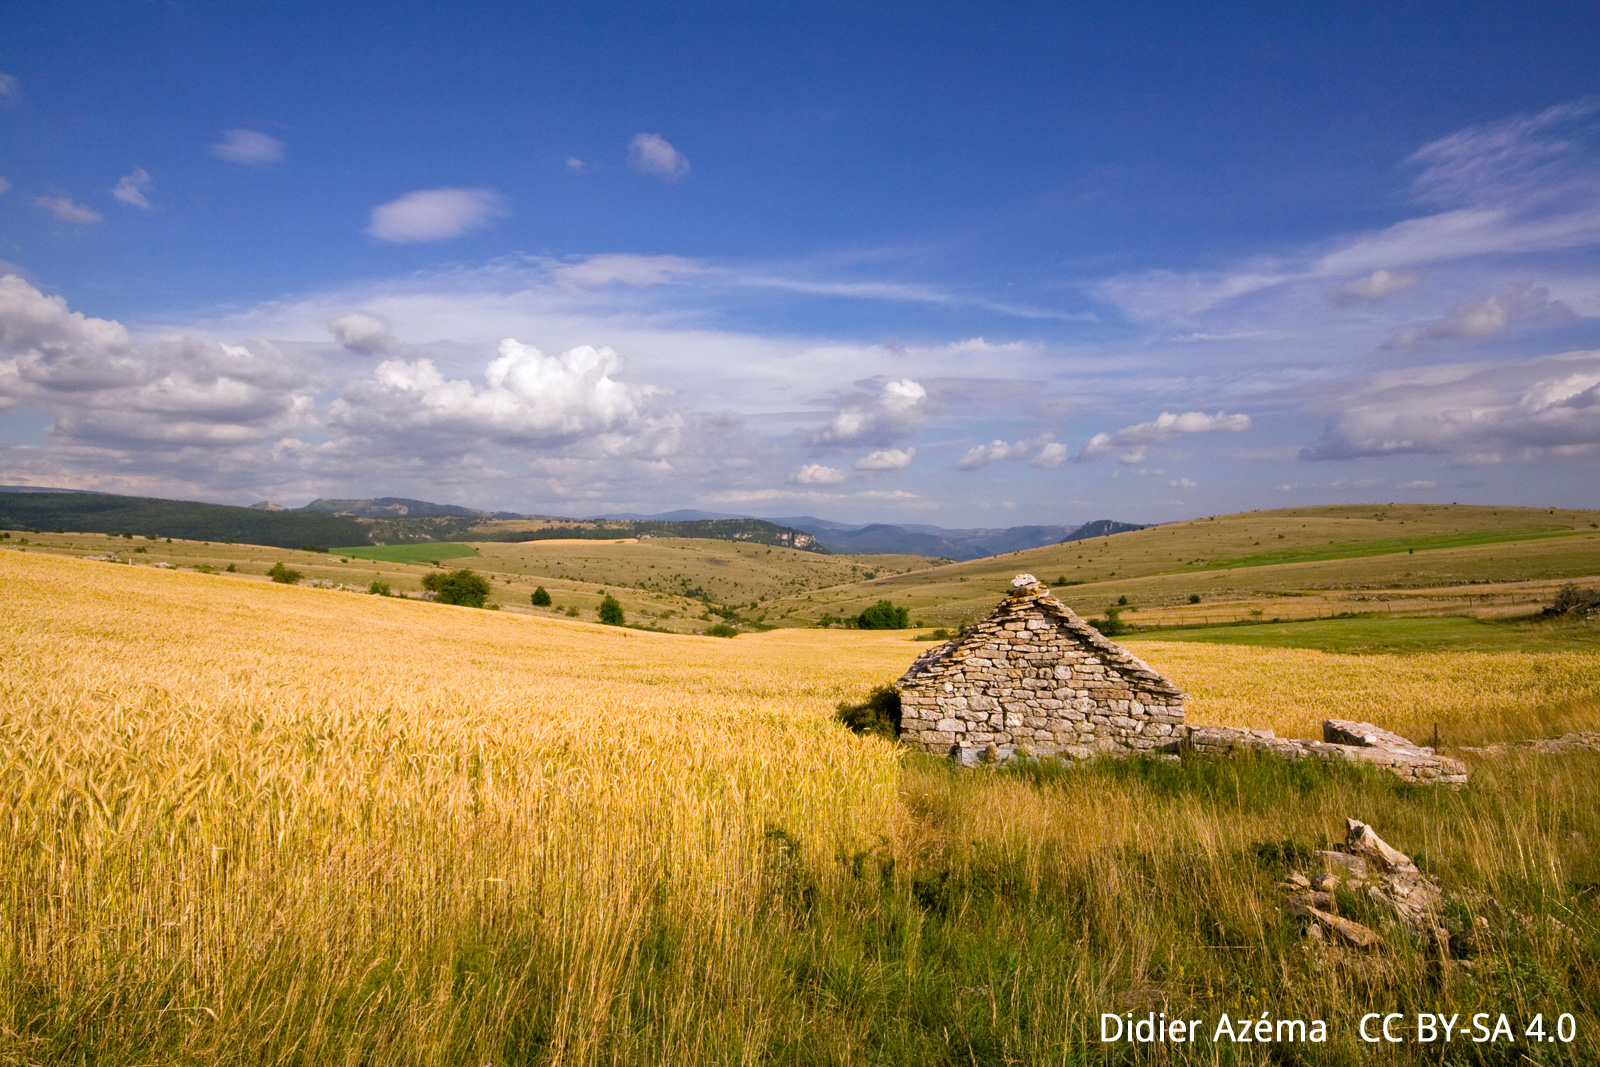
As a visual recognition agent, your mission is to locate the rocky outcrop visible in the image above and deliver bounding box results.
[1188,719,1469,786]
[1282,819,1448,951]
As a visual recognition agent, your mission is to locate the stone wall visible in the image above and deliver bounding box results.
[897,575,1186,763]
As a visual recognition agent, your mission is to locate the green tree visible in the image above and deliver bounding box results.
[857,600,910,630]
[368,579,391,596]
[599,595,625,626]
[267,562,302,584]
[422,568,491,607]
[531,585,552,607]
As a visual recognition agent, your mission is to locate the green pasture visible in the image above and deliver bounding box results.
[1129,613,1600,655]
[332,542,480,564]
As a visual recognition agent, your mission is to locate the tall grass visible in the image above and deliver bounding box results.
[1,551,1596,1064]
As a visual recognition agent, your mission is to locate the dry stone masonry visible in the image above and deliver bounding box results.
[896,575,1469,784]
[897,574,1186,764]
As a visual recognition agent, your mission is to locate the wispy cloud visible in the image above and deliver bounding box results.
[210,128,285,166]
[112,168,153,209]
[628,133,690,179]
[1384,283,1574,350]
[33,196,102,225]
[366,188,509,243]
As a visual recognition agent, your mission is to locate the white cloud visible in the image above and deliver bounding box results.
[1399,480,1438,489]
[366,188,509,243]
[1030,441,1068,469]
[1300,350,1600,462]
[545,254,701,289]
[328,312,394,354]
[792,462,845,484]
[855,447,914,471]
[628,133,689,179]
[1077,411,1251,460]
[0,275,313,445]
[332,338,657,448]
[210,129,285,166]
[0,177,10,196]
[33,196,102,225]
[0,73,17,103]
[812,377,928,445]
[566,157,586,172]
[1168,478,1198,490]
[112,168,153,209]
[953,433,1065,471]
[1384,283,1574,349]
[1331,269,1421,304]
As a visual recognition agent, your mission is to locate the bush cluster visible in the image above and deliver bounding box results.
[834,684,902,740]
[267,562,302,585]
[857,599,910,630]
[598,595,625,626]
[422,568,490,607]
[530,585,552,607]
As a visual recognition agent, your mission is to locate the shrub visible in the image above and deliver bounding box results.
[225,563,237,572]
[421,568,490,607]
[835,685,902,740]
[857,599,910,630]
[705,623,739,638]
[1188,593,1202,604]
[267,562,302,585]
[599,595,625,626]
[565,606,579,617]
[368,580,391,596]
[531,585,552,607]
[1090,606,1128,636]
[1117,595,1129,606]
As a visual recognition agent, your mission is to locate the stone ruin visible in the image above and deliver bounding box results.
[895,574,1468,785]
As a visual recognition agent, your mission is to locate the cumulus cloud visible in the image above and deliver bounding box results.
[1332,269,1421,304]
[855,447,915,471]
[811,378,928,445]
[1300,351,1600,462]
[1384,283,1575,350]
[328,312,394,354]
[792,462,845,484]
[332,339,658,449]
[112,168,153,209]
[628,133,689,179]
[955,433,1063,471]
[366,188,509,243]
[566,157,586,172]
[33,196,102,225]
[0,275,313,446]
[210,128,285,166]
[1077,411,1251,461]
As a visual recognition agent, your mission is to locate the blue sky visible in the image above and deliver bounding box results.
[3,1,1599,524]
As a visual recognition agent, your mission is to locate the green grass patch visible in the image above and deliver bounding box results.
[1209,525,1581,569]
[332,542,480,564]
[1132,613,1600,654]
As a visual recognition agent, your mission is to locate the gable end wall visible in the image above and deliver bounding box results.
[896,588,1187,761]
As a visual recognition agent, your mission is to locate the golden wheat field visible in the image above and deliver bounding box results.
[4,548,1600,1065]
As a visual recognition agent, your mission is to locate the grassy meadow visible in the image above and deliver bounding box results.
[772,504,1600,628]
[3,547,1599,1064]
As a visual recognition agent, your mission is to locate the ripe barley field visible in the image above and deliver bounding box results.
[3,549,1598,1065]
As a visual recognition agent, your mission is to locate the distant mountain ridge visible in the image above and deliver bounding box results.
[0,488,1145,561]
[600,511,1149,560]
